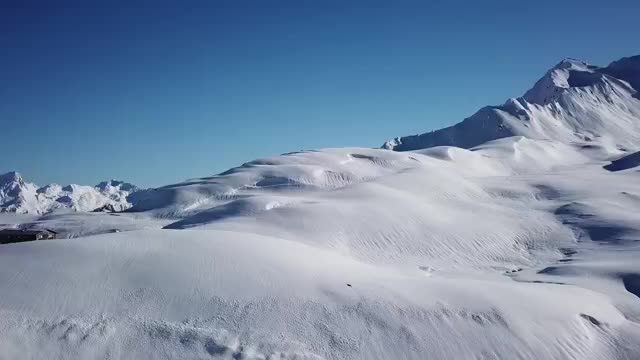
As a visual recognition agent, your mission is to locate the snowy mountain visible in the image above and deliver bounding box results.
[3,55,640,359]
[0,172,141,214]
[383,55,640,152]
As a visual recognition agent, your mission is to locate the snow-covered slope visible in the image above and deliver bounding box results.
[125,138,591,272]
[0,172,141,214]
[3,138,640,359]
[383,56,640,152]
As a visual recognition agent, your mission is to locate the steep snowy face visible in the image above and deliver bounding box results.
[383,55,640,152]
[0,172,40,213]
[602,55,640,94]
[0,172,142,214]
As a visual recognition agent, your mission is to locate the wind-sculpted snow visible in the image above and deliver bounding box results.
[1,230,638,360]
[384,56,640,152]
[149,138,593,272]
[130,148,424,216]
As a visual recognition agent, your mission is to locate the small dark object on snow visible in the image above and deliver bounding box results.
[346,283,352,287]
[93,204,118,212]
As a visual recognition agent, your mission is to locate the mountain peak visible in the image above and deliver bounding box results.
[522,57,604,104]
[553,57,591,70]
[96,180,138,193]
[0,171,26,188]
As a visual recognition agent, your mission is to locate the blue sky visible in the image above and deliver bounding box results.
[1,0,638,187]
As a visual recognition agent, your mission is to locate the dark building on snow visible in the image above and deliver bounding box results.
[0,229,57,244]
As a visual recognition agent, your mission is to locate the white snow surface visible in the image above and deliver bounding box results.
[0,173,141,214]
[3,55,640,359]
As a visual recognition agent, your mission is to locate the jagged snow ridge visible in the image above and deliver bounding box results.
[0,172,140,214]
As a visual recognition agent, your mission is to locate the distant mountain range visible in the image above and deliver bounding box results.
[0,171,143,214]
[383,55,640,152]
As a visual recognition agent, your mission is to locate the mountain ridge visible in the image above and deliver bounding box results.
[383,55,640,152]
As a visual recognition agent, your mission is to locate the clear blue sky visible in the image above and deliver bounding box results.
[1,0,638,187]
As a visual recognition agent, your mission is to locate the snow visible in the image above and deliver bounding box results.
[0,229,636,359]
[2,54,640,359]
